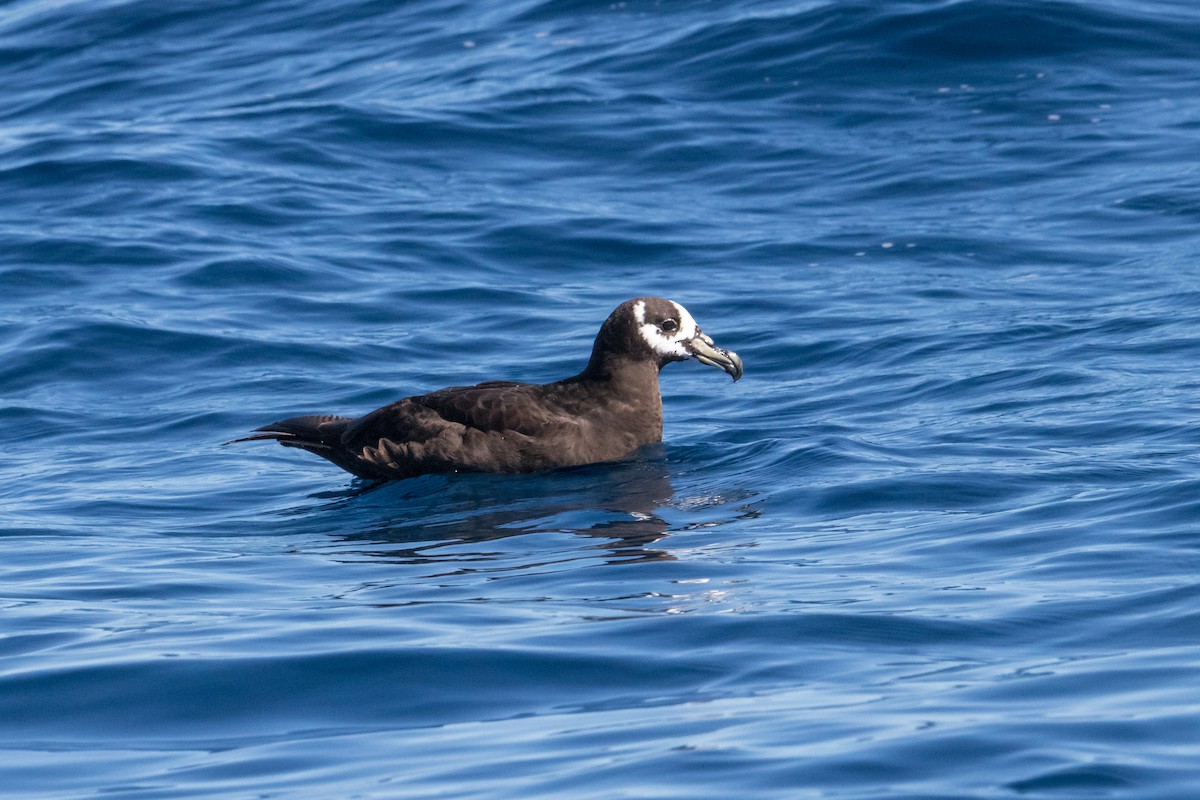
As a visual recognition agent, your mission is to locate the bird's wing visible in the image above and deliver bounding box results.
[336,382,577,477]
[411,382,568,435]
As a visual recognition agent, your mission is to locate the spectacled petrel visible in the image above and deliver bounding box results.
[231,297,742,481]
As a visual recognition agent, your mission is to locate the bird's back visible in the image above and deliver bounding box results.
[248,376,662,481]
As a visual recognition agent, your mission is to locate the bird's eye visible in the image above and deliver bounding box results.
[660,319,679,334]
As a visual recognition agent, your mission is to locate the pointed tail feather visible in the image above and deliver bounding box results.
[225,415,351,451]
[228,413,390,479]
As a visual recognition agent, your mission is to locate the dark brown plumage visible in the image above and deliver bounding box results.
[231,297,742,481]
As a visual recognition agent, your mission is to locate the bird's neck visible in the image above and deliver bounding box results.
[574,355,662,393]
[551,356,664,449]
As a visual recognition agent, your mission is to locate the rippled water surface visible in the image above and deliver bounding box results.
[4,0,1200,797]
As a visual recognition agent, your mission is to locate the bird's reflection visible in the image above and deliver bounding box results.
[310,447,678,564]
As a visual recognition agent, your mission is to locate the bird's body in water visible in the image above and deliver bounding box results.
[231,297,743,482]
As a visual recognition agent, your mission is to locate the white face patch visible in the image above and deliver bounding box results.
[633,299,699,358]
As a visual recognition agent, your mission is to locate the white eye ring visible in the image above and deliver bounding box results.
[633,300,699,358]
[660,319,679,334]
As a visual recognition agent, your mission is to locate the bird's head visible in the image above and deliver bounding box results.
[589,296,743,381]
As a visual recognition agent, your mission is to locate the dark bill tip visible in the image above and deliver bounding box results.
[688,336,744,382]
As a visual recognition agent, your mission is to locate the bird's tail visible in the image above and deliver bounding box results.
[226,414,351,453]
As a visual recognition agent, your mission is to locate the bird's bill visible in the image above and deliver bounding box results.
[687,333,743,382]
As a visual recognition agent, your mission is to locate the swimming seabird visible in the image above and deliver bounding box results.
[231,297,743,481]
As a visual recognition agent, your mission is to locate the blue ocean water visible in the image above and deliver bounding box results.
[3,0,1200,796]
